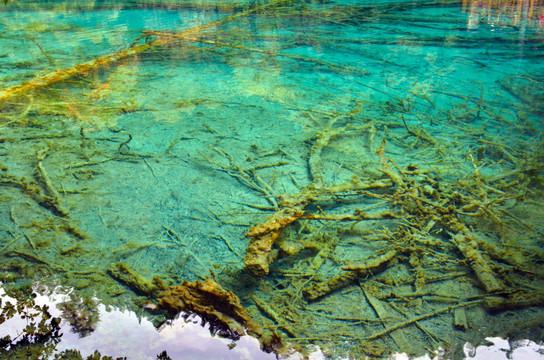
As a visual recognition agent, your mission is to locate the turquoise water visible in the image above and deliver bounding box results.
[0,0,543,359]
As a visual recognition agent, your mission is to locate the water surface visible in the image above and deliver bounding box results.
[0,0,543,358]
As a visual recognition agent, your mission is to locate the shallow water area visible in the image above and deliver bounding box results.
[0,0,543,359]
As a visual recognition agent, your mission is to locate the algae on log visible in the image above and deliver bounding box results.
[244,206,306,277]
[107,263,283,352]
[303,248,400,301]
[452,233,504,294]
[484,292,544,312]
[158,276,283,353]
[107,262,159,297]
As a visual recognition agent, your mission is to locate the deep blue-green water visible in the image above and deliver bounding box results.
[0,0,543,359]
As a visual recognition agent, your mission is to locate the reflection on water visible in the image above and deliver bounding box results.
[462,338,544,360]
[463,0,544,30]
[0,286,282,359]
[0,0,543,359]
[1,286,542,359]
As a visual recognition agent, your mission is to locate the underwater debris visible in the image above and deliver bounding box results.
[0,0,296,105]
[111,241,156,256]
[234,114,543,356]
[453,308,469,331]
[484,291,544,312]
[142,30,371,77]
[157,275,283,353]
[0,161,68,218]
[243,120,392,277]
[107,262,158,297]
[452,233,504,293]
[0,0,542,358]
[300,136,539,310]
[245,205,306,277]
[303,248,400,301]
[363,299,483,341]
[106,263,284,352]
[243,178,395,277]
[362,285,417,355]
[204,143,281,207]
[35,147,69,218]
